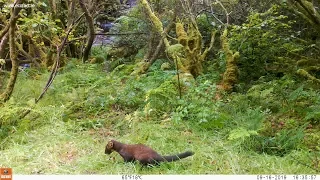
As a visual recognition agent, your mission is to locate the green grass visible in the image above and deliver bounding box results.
[0,61,318,174]
[0,118,314,174]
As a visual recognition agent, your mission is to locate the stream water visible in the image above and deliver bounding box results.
[93,0,137,46]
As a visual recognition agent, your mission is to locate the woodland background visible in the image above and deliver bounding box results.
[0,0,319,174]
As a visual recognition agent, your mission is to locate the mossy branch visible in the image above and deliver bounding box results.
[220,28,240,92]
[288,0,320,31]
[140,0,170,48]
[0,0,22,58]
[297,69,320,84]
[201,30,217,61]
[0,33,9,59]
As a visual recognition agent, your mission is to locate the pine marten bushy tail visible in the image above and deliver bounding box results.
[161,151,194,162]
[105,140,194,166]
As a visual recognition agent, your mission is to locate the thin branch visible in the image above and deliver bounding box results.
[215,0,230,26]
[35,13,84,103]
[201,30,217,61]
[35,27,72,102]
[66,36,87,43]
[4,59,34,64]
[196,9,224,25]
[210,6,224,25]
[0,33,9,58]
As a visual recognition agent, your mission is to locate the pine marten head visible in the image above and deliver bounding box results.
[105,140,114,154]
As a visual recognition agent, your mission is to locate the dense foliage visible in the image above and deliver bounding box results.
[0,0,319,174]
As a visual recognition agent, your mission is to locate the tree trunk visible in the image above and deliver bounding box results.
[79,0,95,63]
[219,28,240,92]
[140,0,216,78]
[140,0,170,48]
[135,0,174,76]
[0,0,23,103]
[66,0,77,57]
[131,19,174,76]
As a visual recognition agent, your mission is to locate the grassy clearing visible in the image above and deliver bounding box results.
[0,118,313,174]
[0,61,318,174]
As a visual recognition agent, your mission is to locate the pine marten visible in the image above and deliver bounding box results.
[105,140,194,165]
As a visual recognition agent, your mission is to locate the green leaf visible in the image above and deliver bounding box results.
[0,59,5,65]
[260,87,273,98]
[228,128,258,140]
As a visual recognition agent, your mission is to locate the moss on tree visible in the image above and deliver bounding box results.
[297,69,320,84]
[219,28,240,92]
[0,0,22,103]
[140,0,216,79]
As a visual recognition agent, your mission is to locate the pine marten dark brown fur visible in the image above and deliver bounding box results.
[105,140,194,165]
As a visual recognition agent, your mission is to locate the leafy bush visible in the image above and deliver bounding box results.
[225,105,267,147]
[246,76,320,125]
[144,80,178,118]
[224,91,307,156]
[109,6,148,49]
[91,46,110,59]
[250,125,306,156]
[114,67,175,111]
[224,76,320,155]
[229,5,305,84]
[171,77,228,129]
[0,104,24,141]
[196,13,216,47]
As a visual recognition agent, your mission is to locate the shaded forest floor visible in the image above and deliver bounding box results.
[0,59,319,174]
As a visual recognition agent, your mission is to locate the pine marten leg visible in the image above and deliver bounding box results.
[123,158,135,163]
[118,152,135,162]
